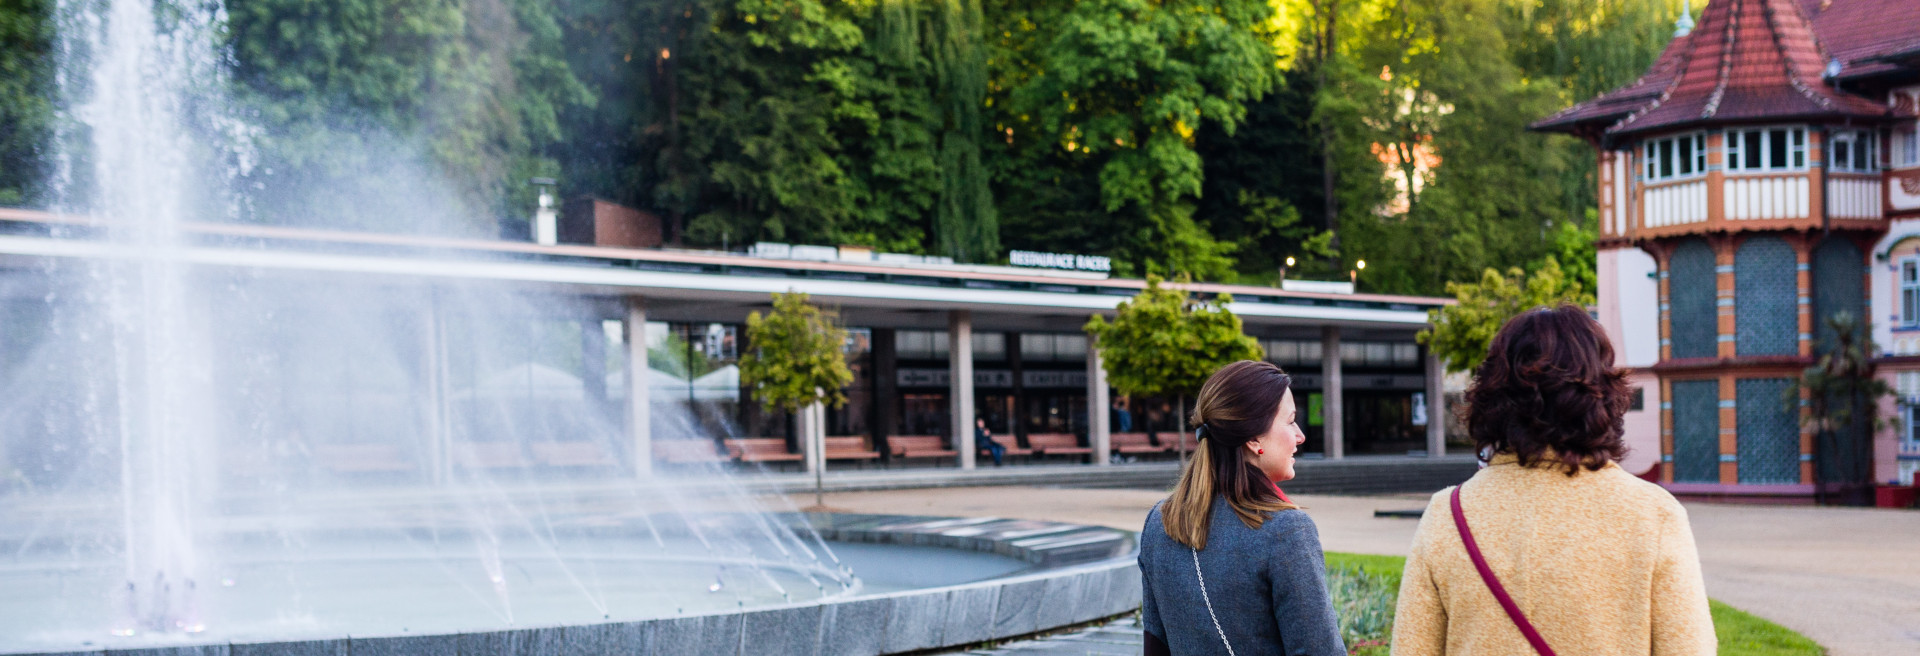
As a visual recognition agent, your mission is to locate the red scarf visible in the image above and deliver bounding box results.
[1270,480,1293,505]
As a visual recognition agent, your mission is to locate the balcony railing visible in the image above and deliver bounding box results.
[1828,173,1883,220]
[1644,179,1709,228]
[1725,174,1810,221]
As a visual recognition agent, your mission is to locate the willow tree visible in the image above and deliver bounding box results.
[877,0,998,262]
[1085,276,1262,461]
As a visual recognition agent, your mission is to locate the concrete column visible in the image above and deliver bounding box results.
[626,297,652,478]
[950,310,976,469]
[421,296,452,485]
[1425,349,1446,457]
[1322,326,1344,460]
[1087,335,1111,466]
[802,399,824,476]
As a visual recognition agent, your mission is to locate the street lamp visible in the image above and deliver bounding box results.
[1349,259,1366,287]
[1280,255,1296,285]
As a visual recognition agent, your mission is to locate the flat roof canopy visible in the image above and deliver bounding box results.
[0,209,1446,337]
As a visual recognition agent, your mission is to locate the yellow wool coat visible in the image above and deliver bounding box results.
[1390,454,1717,656]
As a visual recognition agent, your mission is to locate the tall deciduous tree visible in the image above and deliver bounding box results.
[987,0,1281,280]
[1085,276,1262,458]
[1418,256,1590,373]
[0,0,51,206]
[225,0,592,232]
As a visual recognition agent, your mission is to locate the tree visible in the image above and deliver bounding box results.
[1085,275,1262,459]
[1794,312,1895,505]
[986,0,1281,280]
[739,291,853,506]
[1419,256,1591,373]
[0,0,52,207]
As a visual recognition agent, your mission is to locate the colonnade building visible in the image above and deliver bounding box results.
[1535,0,1920,498]
[0,207,1454,487]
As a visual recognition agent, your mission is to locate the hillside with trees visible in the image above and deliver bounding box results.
[0,0,1693,296]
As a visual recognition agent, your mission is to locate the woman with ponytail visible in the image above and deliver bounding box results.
[1138,360,1345,656]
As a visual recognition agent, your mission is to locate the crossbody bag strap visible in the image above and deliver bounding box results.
[1450,486,1559,656]
[1191,546,1237,656]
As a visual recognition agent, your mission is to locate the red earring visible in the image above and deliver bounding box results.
[1257,448,1265,455]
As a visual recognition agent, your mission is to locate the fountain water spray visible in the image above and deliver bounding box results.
[56,0,235,636]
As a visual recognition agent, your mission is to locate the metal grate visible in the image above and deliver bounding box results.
[1812,238,1865,353]
[1735,236,1797,356]
[1736,377,1801,485]
[1671,380,1721,483]
[1668,239,1717,359]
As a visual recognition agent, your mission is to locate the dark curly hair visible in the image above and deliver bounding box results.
[1465,304,1631,474]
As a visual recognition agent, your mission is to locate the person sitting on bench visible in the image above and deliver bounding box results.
[974,418,1005,467]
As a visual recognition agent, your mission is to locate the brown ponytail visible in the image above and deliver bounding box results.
[1161,360,1296,550]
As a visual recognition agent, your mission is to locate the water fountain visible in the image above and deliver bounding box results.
[0,1,1138,654]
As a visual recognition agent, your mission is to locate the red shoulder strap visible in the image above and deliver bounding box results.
[1451,486,1559,656]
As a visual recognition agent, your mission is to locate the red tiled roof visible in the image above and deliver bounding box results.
[1536,0,1912,139]
[1613,0,1893,137]
[1798,0,1920,80]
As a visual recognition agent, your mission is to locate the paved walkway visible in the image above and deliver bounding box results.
[788,486,1920,656]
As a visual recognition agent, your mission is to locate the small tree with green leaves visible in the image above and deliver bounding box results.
[1419,256,1592,373]
[1792,312,1895,504]
[740,291,853,506]
[1085,276,1262,461]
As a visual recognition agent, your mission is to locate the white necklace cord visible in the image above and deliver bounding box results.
[1192,546,1237,656]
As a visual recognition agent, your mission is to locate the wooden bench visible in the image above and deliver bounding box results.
[887,435,958,460]
[453,442,531,469]
[531,441,619,467]
[654,439,729,464]
[987,433,1034,457]
[1110,432,1171,455]
[725,438,804,463]
[312,443,413,473]
[1028,432,1091,456]
[825,436,881,461]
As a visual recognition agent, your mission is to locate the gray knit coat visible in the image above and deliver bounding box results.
[1139,499,1346,656]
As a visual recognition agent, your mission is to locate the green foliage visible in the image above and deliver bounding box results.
[1709,600,1826,656]
[1327,564,1398,654]
[987,0,1280,280]
[1418,256,1591,373]
[0,0,1687,299]
[1793,312,1895,489]
[225,0,592,231]
[739,291,854,413]
[0,0,52,206]
[1084,276,1261,399]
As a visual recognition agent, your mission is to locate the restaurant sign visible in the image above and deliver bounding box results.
[1008,249,1112,273]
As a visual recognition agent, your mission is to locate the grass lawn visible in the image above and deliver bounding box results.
[1322,552,1825,656]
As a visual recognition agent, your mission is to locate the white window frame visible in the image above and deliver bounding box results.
[1641,132,1708,181]
[1897,126,1919,167]
[1829,129,1879,173]
[1903,259,1920,328]
[1724,126,1808,172]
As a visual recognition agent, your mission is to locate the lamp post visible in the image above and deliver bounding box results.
[1348,259,1366,287]
[1280,255,1296,285]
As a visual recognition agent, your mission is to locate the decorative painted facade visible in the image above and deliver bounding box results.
[1535,0,1920,497]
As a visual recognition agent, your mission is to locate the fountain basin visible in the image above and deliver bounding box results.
[0,513,1139,656]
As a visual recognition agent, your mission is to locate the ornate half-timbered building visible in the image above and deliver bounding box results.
[1534,0,1920,498]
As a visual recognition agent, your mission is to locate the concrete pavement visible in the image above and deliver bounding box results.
[786,486,1920,656]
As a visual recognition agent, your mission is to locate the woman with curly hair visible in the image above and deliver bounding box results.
[1391,305,1714,656]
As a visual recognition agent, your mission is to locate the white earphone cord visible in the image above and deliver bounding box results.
[1193,547,1237,656]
